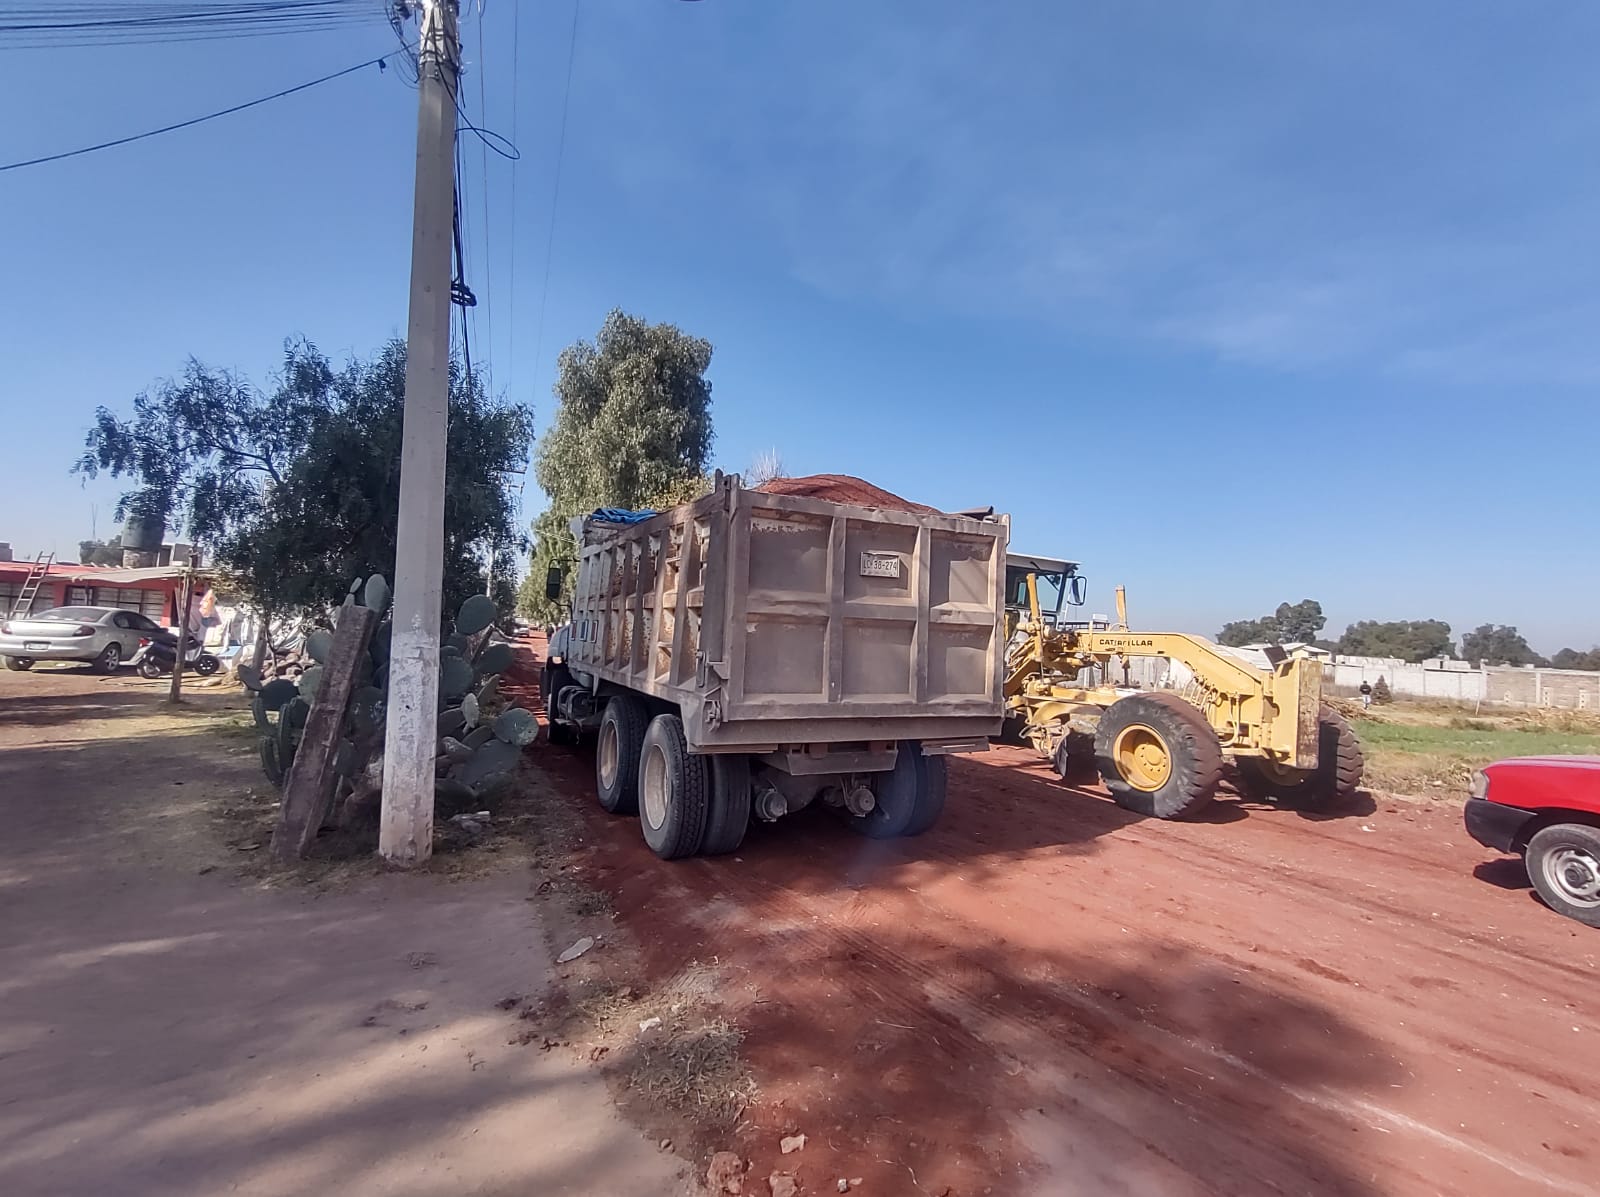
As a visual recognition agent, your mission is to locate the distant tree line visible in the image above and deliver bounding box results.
[1218,601,1590,669]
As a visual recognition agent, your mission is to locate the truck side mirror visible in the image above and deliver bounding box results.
[1068,574,1088,606]
[545,567,564,603]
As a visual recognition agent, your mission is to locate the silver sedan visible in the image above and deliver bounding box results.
[0,606,168,673]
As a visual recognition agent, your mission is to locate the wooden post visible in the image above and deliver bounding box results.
[167,559,196,704]
[272,605,378,863]
[251,605,272,672]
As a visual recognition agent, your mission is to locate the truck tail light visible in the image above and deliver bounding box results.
[1469,770,1490,800]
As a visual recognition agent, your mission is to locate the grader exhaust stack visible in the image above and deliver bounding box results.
[1003,554,1363,819]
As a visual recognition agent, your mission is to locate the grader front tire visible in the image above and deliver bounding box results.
[1235,705,1364,810]
[1093,693,1223,819]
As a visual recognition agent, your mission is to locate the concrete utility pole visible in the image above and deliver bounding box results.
[380,0,460,866]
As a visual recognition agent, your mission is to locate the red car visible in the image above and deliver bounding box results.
[1465,756,1600,928]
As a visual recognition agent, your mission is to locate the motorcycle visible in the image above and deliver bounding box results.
[135,635,220,680]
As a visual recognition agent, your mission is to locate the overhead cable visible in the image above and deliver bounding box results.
[0,47,409,173]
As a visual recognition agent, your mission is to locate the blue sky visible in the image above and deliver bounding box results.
[2,1,1595,651]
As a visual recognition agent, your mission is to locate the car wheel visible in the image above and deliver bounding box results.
[1525,823,1600,929]
[95,643,123,673]
[3,656,34,672]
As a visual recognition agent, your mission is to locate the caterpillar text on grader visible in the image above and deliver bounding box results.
[1002,554,1364,819]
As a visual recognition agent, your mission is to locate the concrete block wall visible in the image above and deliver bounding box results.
[1485,667,1600,711]
[1054,651,1600,711]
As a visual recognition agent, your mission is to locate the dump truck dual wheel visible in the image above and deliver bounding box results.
[1094,693,1223,819]
[849,740,947,839]
[638,713,711,860]
[1234,705,1365,810]
[595,695,649,814]
[702,754,752,856]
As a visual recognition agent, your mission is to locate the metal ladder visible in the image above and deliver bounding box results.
[8,552,54,618]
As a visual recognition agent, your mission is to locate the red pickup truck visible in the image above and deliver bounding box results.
[1465,756,1600,928]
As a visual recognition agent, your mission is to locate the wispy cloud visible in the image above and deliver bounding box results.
[579,2,1600,384]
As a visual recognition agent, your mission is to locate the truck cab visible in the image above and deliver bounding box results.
[1004,552,1086,636]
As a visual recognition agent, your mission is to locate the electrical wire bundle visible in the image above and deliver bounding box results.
[2,1,382,49]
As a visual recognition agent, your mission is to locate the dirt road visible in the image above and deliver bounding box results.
[0,665,687,1197]
[518,651,1600,1196]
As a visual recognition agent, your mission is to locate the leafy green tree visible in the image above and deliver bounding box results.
[77,536,124,566]
[76,339,532,623]
[1272,599,1326,643]
[1551,647,1600,671]
[1217,599,1323,646]
[1336,619,1455,662]
[522,310,715,623]
[1461,623,1546,668]
[1218,617,1278,647]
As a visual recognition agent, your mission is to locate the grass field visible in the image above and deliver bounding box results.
[1350,704,1600,797]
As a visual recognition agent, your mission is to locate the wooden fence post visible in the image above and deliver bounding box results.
[271,605,378,863]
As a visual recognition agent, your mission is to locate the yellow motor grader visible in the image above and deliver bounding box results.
[1002,554,1363,819]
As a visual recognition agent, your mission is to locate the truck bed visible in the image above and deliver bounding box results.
[566,475,1008,751]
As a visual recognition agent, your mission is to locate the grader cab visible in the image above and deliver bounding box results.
[1002,553,1363,819]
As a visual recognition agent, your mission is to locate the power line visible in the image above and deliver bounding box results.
[2,1,378,49]
[531,0,581,393]
[0,47,409,173]
[474,3,493,388]
[507,0,522,406]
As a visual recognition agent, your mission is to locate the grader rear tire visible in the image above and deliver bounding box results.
[1234,705,1364,810]
[1052,730,1097,784]
[1094,693,1223,819]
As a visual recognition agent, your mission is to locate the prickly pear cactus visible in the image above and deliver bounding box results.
[256,579,538,815]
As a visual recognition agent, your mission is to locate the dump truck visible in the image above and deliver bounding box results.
[1002,553,1364,818]
[542,473,1010,859]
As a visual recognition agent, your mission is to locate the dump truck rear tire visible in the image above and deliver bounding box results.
[595,695,649,814]
[1094,693,1222,819]
[638,713,711,860]
[702,753,752,855]
[902,747,948,837]
[1234,705,1364,809]
[850,740,945,839]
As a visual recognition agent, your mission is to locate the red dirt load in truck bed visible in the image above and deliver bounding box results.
[508,638,1600,1197]
[753,473,939,514]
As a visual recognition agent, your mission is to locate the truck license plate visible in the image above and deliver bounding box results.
[859,552,901,579]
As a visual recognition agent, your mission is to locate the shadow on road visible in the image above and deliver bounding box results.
[1472,857,1531,890]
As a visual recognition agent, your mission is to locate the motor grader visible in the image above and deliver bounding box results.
[1002,554,1364,819]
